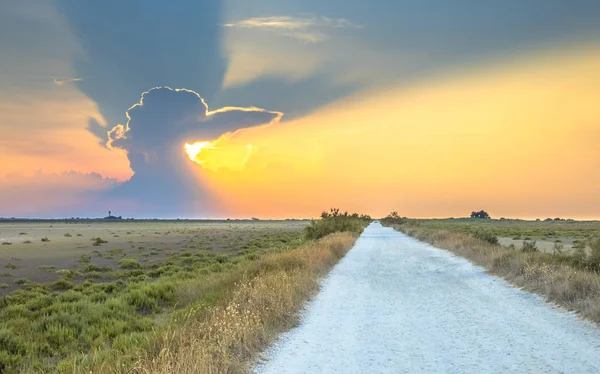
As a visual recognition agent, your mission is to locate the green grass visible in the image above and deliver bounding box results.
[0,227,307,373]
[413,218,599,240]
[118,258,141,269]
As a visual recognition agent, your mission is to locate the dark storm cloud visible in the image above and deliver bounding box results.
[103,87,281,217]
[56,0,226,131]
[215,0,600,118]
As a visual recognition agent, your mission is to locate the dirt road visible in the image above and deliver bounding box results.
[257,222,600,373]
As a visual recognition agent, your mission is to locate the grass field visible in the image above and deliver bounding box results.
[413,218,600,254]
[0,221,305,295]
[0,219,364,373]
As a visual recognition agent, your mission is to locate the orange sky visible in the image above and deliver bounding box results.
[186,44,600,219]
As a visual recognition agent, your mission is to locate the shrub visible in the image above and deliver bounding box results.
[64,233,72,237]
[119,258,141,269]
[126,290,158,314]
[83,264,109,273]
[22,240,31,244]
[39,265,56,272]
[110,248,124,255]
[41,237,50,242]
[305,208,368,240]
[55,269,77,279]
[91,237,108,246]
[1,242,11,245]
[571,247,588,267]
[521,240,538,253]
[552,242,564,258]
[472,229,499,245]
[0,327,26,361]
[50,279,74,291]
[588,236,600,270]
[14,278,29,285]
[84,271,103,280]
[5,264,17,270]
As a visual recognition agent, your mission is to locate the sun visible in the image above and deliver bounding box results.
[184,141,214,164]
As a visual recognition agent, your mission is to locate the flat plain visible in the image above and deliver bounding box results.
[0,220,307,295]
[416,219,600,254]
[0,219,317,372]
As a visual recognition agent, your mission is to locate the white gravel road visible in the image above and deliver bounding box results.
[256,222,600,373]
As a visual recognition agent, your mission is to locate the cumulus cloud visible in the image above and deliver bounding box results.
[101,86,282,217]
[224,16,361,42]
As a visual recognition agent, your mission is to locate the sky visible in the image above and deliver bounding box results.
[1,0,599,219]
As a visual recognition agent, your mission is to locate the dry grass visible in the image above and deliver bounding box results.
[397,226,600,324]
[74,233,355,374]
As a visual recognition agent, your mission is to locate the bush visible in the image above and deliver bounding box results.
[55,269,77,279]
[50,279,74,291]
[91,237,108,246]
[381,211,409,225]
[41,237,50,242]
[472,229,499,245]
[305,209,368,240]
[587,236,600,270]
[521,240,538,253]
[119,258,141,269]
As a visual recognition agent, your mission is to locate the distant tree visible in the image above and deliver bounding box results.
[470,210,491,219]
[382,211,408,225]
[388,211,401,219]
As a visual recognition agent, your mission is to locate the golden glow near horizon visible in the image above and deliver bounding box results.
[187,44,600,219]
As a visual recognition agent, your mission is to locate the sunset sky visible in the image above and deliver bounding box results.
[1,1,599,219]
